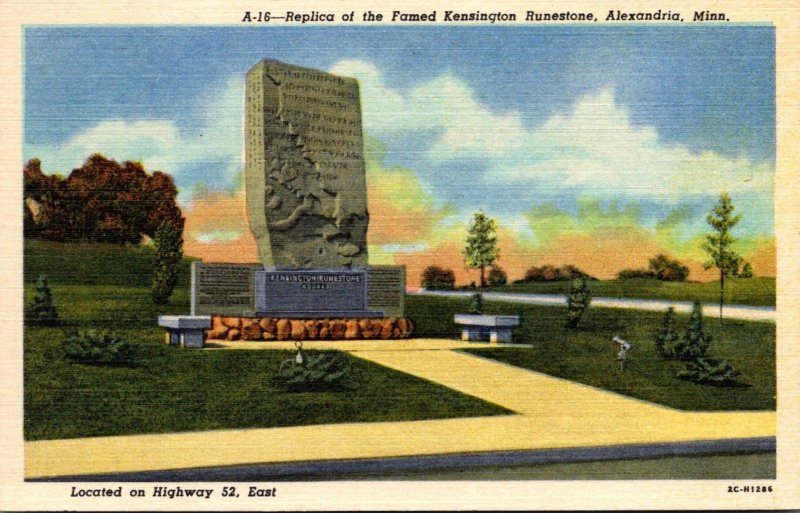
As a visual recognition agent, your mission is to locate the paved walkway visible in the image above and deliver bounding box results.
[25,339,775,479]
[413,290,776,322]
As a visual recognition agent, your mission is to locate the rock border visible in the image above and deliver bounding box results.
[207,316,414,341]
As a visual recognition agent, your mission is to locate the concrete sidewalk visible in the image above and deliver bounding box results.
[25,340,775,479]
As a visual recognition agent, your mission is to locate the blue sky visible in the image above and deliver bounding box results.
[24,25,775,247]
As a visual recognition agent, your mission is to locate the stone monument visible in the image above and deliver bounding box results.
[245,59,368,268]
[161,59,411,344]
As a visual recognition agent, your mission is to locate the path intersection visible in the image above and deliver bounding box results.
[26,339,775,479]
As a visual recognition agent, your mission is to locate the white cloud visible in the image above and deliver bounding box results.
[329,60,412,132]
[329,61,772,205]
[195,229,243,243]
[25,76,245,202]
[330,60,525,158]
[486,88,774,202]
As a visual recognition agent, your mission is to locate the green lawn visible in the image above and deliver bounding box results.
[23,241,510,441]
[24,239,193,287]
[488,277,775,306]
[24,240,775,442]
[25,326,510,441]
[407,296,776,411]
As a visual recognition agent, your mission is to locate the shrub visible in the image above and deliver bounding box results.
[421,265,456,290]
[672,301,712,360]
[278,352,350,392]
[618,254,689,281]
[541,264,561,281]
[519,264,594,283]
[468,292,484,315]
[152,220,183,304]
[678,357,741,385]
[738,261,754,278]
[62,329,139,365]
[27,274,58,325]
[565,277,591,329]
[520,266,542,282]
[655,307,680,358]
[487,266,507,286]
[648,254,690,282]
[617,268,655,280]
[561,264,594,280]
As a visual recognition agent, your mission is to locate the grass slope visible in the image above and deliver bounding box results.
[24,239,193,287]
[407,296,775,411]
[24,241,509,440]
[490,277,775,306]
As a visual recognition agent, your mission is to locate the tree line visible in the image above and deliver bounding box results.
[423,192,752,320]
[24,154,184,244]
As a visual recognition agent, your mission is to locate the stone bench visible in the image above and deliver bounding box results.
[158,315,212,348]
[453,314,521,344]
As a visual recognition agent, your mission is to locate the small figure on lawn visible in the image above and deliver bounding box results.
[612,335,632,371]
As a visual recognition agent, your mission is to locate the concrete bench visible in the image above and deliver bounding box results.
[453,314,521,344]
[158,315,212,348]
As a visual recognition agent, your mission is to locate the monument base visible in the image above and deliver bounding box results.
[255,310,384,319]
[191,262,406,318]
[206,315,414,341]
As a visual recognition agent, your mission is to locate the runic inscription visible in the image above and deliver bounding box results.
[245,59,369,269]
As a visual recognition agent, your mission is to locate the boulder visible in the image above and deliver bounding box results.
[221,317,241,329]
[345,319,360,339]
[206,316,229,340]
[305,320,320,338]
[290,320,307,340]
[400,318,414,338]
[259,317,277,333]
[241,320,262,340]
[379,319,395,339]
[329,320,347,339]
[276,319,291,340]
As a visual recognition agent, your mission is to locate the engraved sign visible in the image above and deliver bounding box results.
[255,269,381,317]
[191,262,263,316]
[245,59,369,269]
[367,266,406,318]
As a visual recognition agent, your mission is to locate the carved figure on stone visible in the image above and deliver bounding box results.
[245,59,369,269]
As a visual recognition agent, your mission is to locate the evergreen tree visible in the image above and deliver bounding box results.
[703,192,742,320]
[28,274,58,325]
[655,306,680,358]
[151,221,183,304]
[279,352,350,392]
[565,277,591,329]
[468,292,484,315]
[674,301,712,360]
[678,357,741,385]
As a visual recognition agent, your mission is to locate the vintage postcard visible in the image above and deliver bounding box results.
[1,0,798,510]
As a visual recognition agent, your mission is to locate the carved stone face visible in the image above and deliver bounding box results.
[245,59,369,269]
